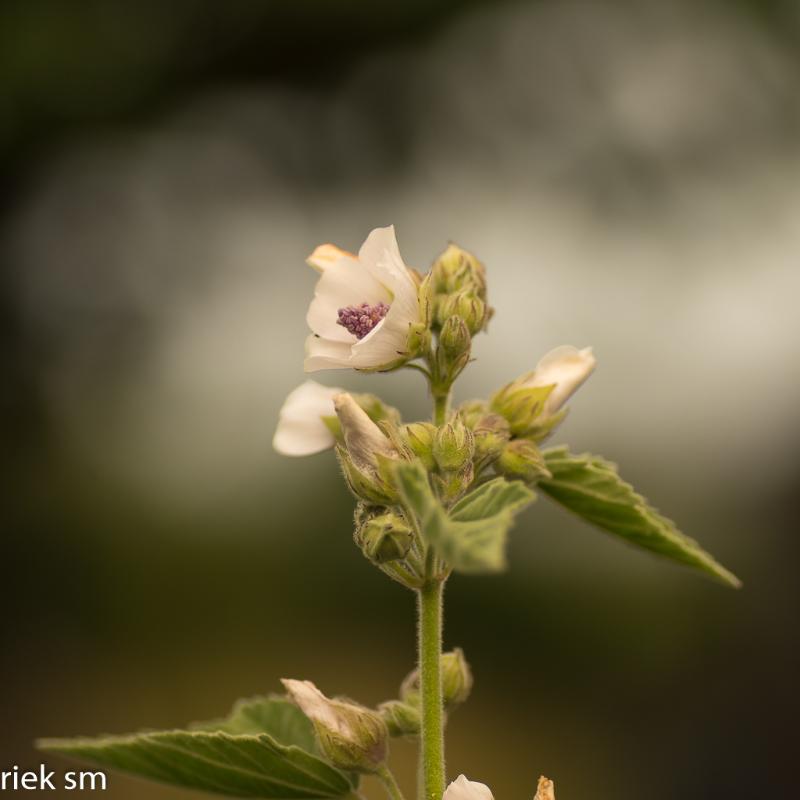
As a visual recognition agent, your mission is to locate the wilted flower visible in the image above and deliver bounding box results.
[304,226,422,372]
[281,679,388,772]
[273,380,342,456]
[442,775,494,800]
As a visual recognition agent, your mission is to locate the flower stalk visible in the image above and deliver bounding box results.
[418,576,445,800]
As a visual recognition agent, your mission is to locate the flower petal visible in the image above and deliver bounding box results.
[306,244,356,273]
[443,775,494,800]
[273,380,342,455]
[527,345,596,415]
[304,335,354,372]
[306,257,390,342]
[358,225,419,318]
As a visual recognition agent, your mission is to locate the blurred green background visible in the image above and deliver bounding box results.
[3,1,799,798]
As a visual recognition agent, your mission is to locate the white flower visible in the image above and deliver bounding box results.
[273,380,342,456]
[443,775,494,800]
[525,345,596,416]
[304,225,421,372]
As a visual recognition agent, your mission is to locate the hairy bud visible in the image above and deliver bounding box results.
[433,418,475,472]
[437,292,487,335]
[472,412,511,466]
[402,422,438,471]
[378,700,420,737]
[439,315,472,359]
[355,510,413,564]
[282,679,388,773]
[441,648,473,708]
[431,244,487,301]
[496,439,551,483]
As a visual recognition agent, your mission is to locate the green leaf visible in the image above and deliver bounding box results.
[450,477,536,521]
[38,697,357,799]
[393,462,535,573]
[193,696,317,753]
[539,447,741,588]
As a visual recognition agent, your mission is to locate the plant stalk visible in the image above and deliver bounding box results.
[377,765,406,800]
[418,577,445,800]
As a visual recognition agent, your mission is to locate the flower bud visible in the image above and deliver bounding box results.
[355,510,413,564]
[399,648,472,713]
[437,292,487,336]
[406,321,432,358]
[496,439,551,483]
[431,244,487,300]
[439,315,472,359]
[338,447,399,505]
[441,647,473,708]
[457,400,488,429]
[433,461,474,504]
[492,346,596,438]
[433,419,475,472]
[378,700,420,737]
[402,422,438,471]
[472,412,511,466]
[335,393,397,469]
[282,679,388,773]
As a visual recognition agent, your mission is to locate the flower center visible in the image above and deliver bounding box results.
[337,302,390,340]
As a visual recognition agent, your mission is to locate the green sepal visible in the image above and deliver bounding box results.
[539,447,741,588]
[38,696,359,798]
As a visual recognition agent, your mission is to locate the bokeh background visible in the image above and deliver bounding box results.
[3,1,799,798]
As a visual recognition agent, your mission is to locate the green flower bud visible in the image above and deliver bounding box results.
[378,700,420,737]
[437,292,487,335]
[490,383,555,437]
[433,418,475,472]
[352,393,402,426]
[337,446,399,505]
[472,412,511,466]
[496,439,551,483]
[457,400,489,429]
[282,679,388,773]
[441,647,473,708]
[398,647,472,713]
[430,244,487,300]
[406,321,432,358]
[355,511,413,564]
[402,422,438,471]
[439,315,472,359]
[433,460,474,504]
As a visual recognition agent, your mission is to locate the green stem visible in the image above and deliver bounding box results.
[377,765,406,800]
[418,578,445,800]
[433,388,451,426]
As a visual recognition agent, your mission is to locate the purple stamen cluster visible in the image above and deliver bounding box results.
[337,302,390,339]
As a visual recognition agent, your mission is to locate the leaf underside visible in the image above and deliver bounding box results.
[539,447,741,588]
[38,697,357,799]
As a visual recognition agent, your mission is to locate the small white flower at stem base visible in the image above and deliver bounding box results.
[304,225,422,372]
[443,775,494,800]
[534,776,555,800]
[525,345,596,417]
[272,380,342,456]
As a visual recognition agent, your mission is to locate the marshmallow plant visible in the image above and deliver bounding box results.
[40,226,740,800]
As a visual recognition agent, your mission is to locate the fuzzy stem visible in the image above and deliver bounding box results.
[433,389,451,426]
[418,577,445,800]
[377,765,407,800]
